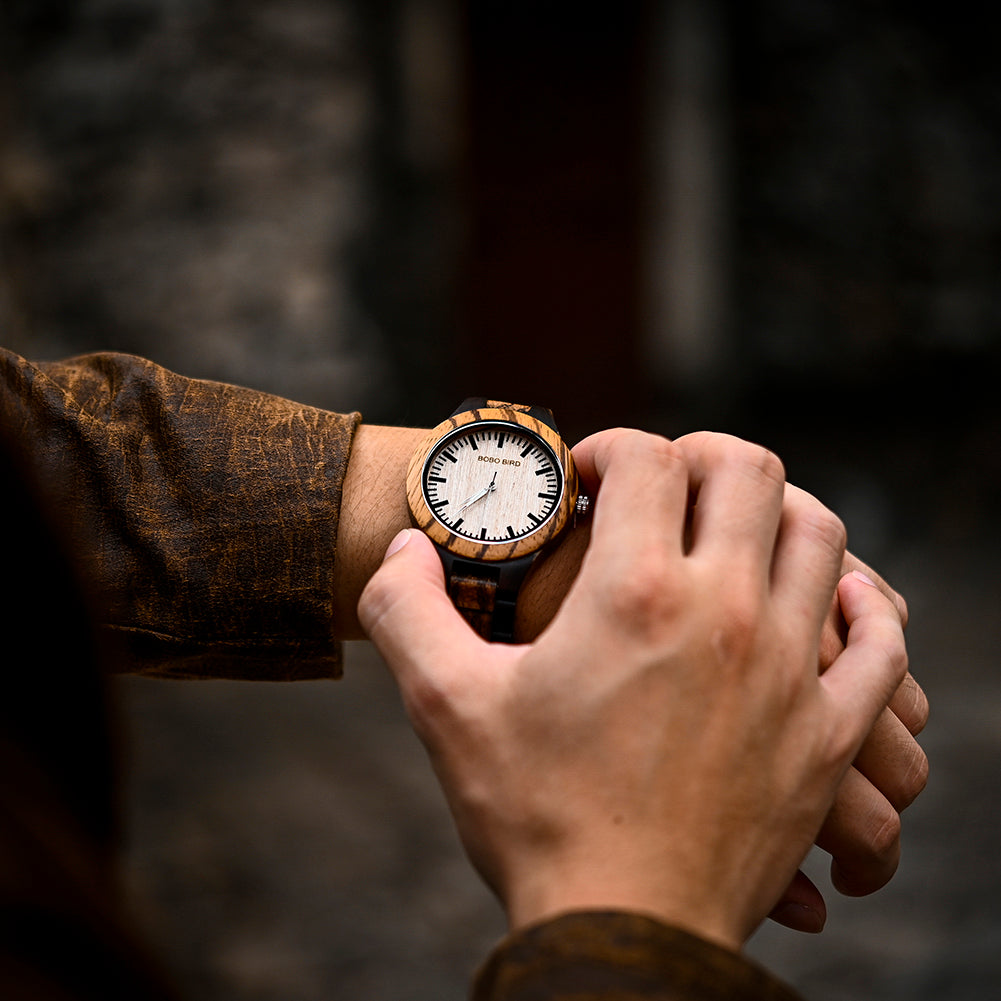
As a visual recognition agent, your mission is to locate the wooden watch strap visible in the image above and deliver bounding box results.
[450,571,506,642]
[444,554,533,643]
[451,398,558,433]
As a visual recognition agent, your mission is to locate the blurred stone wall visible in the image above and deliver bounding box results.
[725,0,1001,556]
[646,0,1001,559]
[1,0,458,421]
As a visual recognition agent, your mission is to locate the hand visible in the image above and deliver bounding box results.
[667,433,929,932]
[802,548,927,923]
[336,423,927,933]
[537,432,928,933]
[359,429,909,950]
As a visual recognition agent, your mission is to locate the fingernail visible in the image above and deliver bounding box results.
[851,569,878,587]
[771,902,826,934]
[385,529,412,560]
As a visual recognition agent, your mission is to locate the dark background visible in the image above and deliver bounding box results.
[2,1,999,998]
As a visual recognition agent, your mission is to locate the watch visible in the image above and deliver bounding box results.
[406,398,588,642]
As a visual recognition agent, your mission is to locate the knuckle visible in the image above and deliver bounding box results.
[638,432,687,480]
[401,661,482,743]
[880,633,910,692]
[403,671,452,726]
[720,596,759,649]
[834,802,902,897]
[895,673,930,735]
[708,584,764,666]
[610,428,684,472]
[603,562,681,636]
[753,443,787,487]
[895,591,910,629]
[820,507,849,551]
[865,803,902,865]
[706,434,787,488]
[802,505,849,560]
[893,746,930,810]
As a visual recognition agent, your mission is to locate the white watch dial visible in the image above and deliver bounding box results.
[422,422,564,543]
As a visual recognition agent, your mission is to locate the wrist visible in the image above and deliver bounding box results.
[492,820,750,951]
[503,859,745,954]
[334,423,428,638]
[340,423,592,643]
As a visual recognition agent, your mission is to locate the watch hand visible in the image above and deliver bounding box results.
[459,472,498,513]
[458,489,488,513]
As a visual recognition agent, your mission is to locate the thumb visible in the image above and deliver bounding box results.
[358,529,484,688]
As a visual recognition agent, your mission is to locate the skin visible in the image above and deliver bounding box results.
[337,424,928,933]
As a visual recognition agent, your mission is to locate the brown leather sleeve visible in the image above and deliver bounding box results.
[472,912,805,1001]
[0,348,361,679]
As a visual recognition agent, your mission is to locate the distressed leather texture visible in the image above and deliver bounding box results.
[0,348,360,679]
[474,912,804,1001]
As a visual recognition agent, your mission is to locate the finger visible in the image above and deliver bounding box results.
[820,613,927,734]
[853,706,930,813]
[357,529,489,694]
[817,562,926,736]
[570,428,626,498]
[816,766,901,896]
[575,429,689,576]
[818,594,849,671]
[841,550,908,628]
[673,431,786,579]
[815,572,910,897]
[768,869,827,934]
[769,482,846,642]
[821,571,910,752]
[888,671,930,736]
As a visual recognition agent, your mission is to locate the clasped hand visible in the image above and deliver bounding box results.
[359,429,925,950]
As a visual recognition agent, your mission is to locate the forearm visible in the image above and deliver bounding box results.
[0,348,359,678]
[0,349,586,670]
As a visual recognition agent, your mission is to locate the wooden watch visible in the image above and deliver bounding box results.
[406,398,586,642]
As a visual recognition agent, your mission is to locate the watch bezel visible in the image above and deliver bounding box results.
[406,405,578,563]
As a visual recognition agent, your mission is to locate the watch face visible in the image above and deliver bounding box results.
[421,421,564,544]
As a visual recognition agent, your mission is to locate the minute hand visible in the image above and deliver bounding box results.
[458,472,497,513]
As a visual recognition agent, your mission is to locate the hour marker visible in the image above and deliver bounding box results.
[527,512,541,524]
[429,476,447,483]
[496,433,506,448]
[538,492,558,501]
[431,498,449,509]
[480,527,487,539]
[453,518,464,531]
[506,525,515,538]
[535,465,553,477]
[442,450,457,463]
[470,437,479,451]
[520,443,533,458]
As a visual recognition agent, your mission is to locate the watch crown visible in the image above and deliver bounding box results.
[575,494,591,518]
